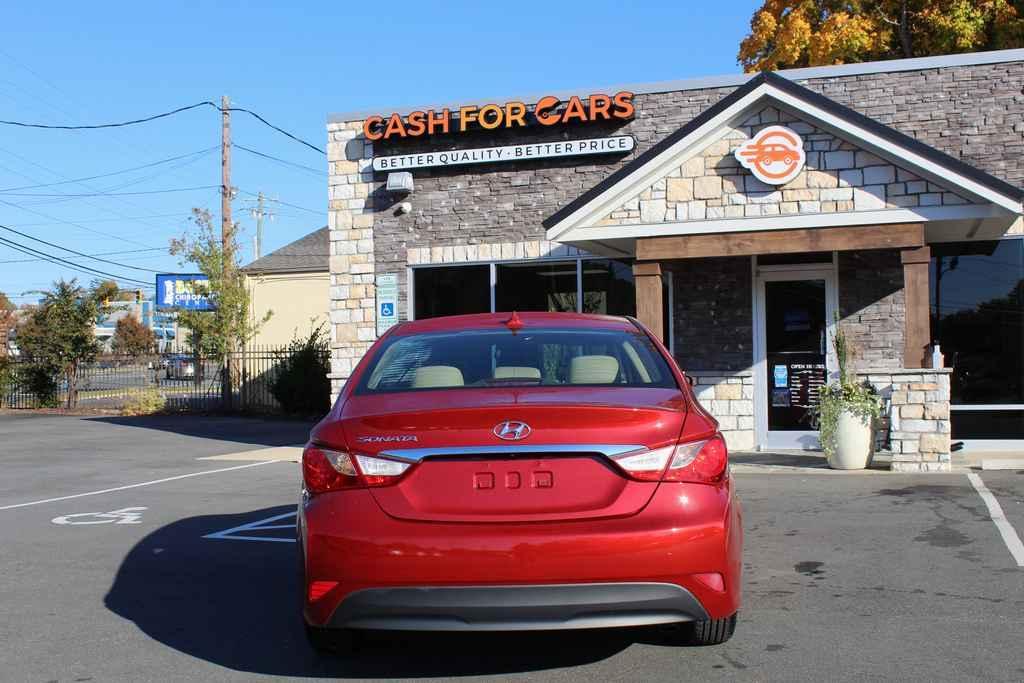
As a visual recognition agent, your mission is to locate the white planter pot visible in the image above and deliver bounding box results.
[827,408,874,470]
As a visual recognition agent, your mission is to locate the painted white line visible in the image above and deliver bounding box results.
[0,461,282,512]
[967,473,1024,567]
[203,510,297,543]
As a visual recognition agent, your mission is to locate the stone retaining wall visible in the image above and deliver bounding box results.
[857,368,952,472]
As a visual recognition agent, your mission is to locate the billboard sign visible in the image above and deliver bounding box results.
[156,274,214,311]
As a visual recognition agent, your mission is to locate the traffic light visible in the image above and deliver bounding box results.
[135,289,143,304]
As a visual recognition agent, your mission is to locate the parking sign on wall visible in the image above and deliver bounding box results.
[376,273,398,336]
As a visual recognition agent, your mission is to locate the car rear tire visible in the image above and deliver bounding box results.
[690,613,737,646]
[304,623,357,655]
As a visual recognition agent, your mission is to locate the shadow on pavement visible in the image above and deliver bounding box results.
[104,506,683,678]
[88,414,316,448]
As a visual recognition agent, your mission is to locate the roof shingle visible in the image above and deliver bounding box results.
[241,226,328,274]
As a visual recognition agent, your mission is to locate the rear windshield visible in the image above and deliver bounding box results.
[356,327,677,394]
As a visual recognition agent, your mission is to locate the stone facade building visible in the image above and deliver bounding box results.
[325,50,1024,470]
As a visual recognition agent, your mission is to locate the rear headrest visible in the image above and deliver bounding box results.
[494,366,541,380]
[411,365,464,388]
[569,355,620,384]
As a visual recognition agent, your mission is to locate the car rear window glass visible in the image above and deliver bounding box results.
[357,327,677,393]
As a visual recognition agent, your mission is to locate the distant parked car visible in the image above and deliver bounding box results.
[165,354,195,380]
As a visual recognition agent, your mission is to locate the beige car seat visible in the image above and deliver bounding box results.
[569,355,620,384]
[494,366,542,380]
[411,365,465,388]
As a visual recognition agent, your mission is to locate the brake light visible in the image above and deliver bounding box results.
[613,433,728,484]
[301,444,411,494]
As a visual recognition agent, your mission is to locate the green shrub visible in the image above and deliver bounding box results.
[271,325,331,415]
[0,357,13,408]
[22,363,60,408]
[121,388,166,416]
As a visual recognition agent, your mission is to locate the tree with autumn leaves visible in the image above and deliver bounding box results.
[739,0,1024,72]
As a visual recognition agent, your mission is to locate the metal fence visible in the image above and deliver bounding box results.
[1,345,291,412]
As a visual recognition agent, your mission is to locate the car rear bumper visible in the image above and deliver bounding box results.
[326,582,709,631]
[300,481,742,628]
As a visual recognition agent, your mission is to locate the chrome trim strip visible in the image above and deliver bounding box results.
[378,444,647,463]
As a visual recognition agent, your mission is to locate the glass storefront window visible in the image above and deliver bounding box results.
[930,238,1024,440]
[412,257,671,349]
[413,265,490,320]
[582,259,636,316]
[495,261,577,312]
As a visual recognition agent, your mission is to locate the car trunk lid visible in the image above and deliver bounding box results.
[329,387,687,523]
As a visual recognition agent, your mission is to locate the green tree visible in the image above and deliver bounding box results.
[111,315,156,357]
[739,0,1024,72]
[0,291,14,358]
[16,279,117,408]
[170,208,270,404]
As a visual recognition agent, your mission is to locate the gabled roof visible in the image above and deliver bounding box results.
[241,226,329,274]
[543,71,1023,240]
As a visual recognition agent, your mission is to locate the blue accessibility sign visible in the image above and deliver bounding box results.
[380,302,394,317]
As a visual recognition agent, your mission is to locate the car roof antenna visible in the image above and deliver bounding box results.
[505,311,524,333]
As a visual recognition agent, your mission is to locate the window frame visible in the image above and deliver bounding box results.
[407,255,674,355]
[932,235,1024,449]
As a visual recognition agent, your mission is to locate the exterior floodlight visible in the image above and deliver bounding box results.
[386,172,414,194]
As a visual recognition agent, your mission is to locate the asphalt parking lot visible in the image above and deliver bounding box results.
[1,413,1022,682]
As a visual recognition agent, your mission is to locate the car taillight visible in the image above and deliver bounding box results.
[302,444,411,494]
[613,433,728,484]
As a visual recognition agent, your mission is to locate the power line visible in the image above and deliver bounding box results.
[0,196,158,249]
[15,213,186,226]
[0,145,182,245]
[0,185,218,198]
[234,143,327,176]
[0,223,164,272]
[228,107,325,155]
[0,234,150,285]
[0,147,219,192]
[237,188,323,216]
[0,99,324,154]
[0,246,165,265]
[0,101,218,130]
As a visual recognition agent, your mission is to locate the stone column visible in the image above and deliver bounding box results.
[633,262,663,340]
[326,121,378,401]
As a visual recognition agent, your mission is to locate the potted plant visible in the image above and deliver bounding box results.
[811,319,883,470]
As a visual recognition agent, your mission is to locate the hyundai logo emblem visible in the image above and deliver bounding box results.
[493,420,531,441]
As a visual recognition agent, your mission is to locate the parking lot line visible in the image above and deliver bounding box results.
[967,473,1024,567]
[202,510,298,543]
[0,460,282,512]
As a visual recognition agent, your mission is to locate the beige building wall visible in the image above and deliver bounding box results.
[246,271,330,346]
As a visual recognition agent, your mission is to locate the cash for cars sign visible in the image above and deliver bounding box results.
[373,136,634,171]
[365,92,636,171]
[156,273,215,311]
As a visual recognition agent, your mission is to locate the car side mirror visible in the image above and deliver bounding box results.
[684,374,695,387]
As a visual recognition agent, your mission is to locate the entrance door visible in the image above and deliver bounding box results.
[755,268,837,450]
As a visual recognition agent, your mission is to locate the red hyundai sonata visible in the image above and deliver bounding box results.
[299,312,742,651]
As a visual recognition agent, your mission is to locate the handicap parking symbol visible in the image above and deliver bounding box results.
[380,302,394,317]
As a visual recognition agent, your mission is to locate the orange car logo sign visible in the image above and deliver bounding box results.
[734,125,806,185]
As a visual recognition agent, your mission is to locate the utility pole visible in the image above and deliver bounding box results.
[221,95,233,275]
[220,95,234,409]
[251,191,269,259]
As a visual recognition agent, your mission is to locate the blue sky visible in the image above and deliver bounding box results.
[0,0,759,303]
